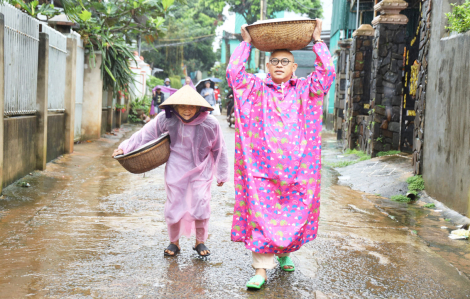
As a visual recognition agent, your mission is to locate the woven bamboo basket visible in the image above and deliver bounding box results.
[246,20,317,52]
[115,134,171,174]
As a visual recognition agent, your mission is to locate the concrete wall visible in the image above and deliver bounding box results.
[46,114,65,162]
[423,0,470,215]
[101,110,107,136]
[3,117,36,187]
[113,110,118,129]
[82,53,103,140]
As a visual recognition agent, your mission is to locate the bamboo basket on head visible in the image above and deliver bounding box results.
[246,19,317,52]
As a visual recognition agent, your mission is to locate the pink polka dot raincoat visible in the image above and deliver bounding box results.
[227,41,336,254]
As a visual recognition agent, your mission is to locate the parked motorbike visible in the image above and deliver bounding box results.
[226,90,235,127]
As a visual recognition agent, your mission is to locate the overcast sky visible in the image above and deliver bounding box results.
[213,0,333,51]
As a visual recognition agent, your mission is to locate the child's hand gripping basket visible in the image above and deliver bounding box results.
[246,18,317,52]
[114,133,170,174]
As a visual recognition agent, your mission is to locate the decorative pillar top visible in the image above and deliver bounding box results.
[352,24,375,37]
[338,39,352,49]
[372,0,409,25]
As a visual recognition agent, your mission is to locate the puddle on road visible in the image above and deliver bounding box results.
[0,124,469,298]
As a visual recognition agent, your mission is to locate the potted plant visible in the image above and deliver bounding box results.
[115,103,126,113]
[130,96,145,116]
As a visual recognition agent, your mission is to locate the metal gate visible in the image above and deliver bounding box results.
[41,25,67,112]
[1,3,39,116]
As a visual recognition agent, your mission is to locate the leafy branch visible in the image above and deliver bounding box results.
[446,0,470,33]
[7,0,60,21]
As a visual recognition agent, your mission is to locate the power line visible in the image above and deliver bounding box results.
[141,35,214,50]
[295,2,322,12]
[158,34,215,42]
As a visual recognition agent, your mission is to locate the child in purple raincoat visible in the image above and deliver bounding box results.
[226,20,336,288]
[113,86,229,257]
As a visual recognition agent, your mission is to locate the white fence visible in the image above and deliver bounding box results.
[41,25,67,112]
[70,31,84,141]
[1,3,39,116]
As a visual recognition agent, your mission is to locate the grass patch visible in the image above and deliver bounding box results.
[344,149,371,160]
[324,160,359,168]
[407,175,425,192]
[424,203,436,208]
[445,218,451,222]
[325,149,372,168]
[376,150,400,157]
[388,175,425,203]
[391,195,411,203]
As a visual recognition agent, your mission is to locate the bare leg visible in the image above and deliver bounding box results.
[195,220,210,256]
[166,221,181,256]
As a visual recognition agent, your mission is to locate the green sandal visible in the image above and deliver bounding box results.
[246,275,266,289]
[277,256,295,272]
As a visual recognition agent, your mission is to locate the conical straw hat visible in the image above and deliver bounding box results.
[159,85,214,111]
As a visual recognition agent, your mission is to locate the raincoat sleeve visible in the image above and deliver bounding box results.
[306,42,336,95]
[226,41,262,107]
[118,113,167,154]
[211,121,229,184]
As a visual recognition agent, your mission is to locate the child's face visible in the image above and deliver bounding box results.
[175,105,199,120]
[267,50,298,84]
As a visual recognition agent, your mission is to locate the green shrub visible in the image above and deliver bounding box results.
[391,195,411,203]
[446,0,470,33]
[147,76,164,89]
[169,76,182,89]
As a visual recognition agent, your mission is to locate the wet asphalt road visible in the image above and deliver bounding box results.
[1,115,470,298]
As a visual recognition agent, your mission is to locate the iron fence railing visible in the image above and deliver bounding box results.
[1,3,39,116]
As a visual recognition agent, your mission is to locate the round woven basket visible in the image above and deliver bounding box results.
[115,135,171,174]
[246,20,316,52]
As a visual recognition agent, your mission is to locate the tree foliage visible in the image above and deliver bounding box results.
[142,1,219,79]
[2,0,181,93]
[62,0,183,92]
[7,0,60,20]
[199,0,323,26]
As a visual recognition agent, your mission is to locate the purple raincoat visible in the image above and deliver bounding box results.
[118,112,229,242]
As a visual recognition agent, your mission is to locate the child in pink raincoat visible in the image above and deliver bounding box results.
[113,86,229,257]
[226,20,336,288]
